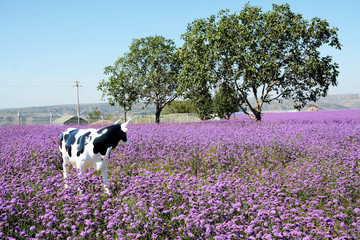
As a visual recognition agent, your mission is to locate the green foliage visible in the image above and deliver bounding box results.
[213,83,240,119]
[98,56,139,121]
[104,114,117,122]
[86,107,102,123]
[179,3,341,121]
[98,36,182,123]
[126,36,182,123]
[192,86,213,120]
[162,100,196,114]
[127,36,181,123]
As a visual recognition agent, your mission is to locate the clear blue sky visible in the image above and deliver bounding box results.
[1,0,359,109]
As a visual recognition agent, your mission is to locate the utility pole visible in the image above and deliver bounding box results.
[72,81,82,125]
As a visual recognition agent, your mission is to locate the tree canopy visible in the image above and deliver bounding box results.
[179,3,341,120]
[127,36,181,123]
[98,3,341,122]
[98,56,139,121]
[213,83,240,120]
[99,36,181,123]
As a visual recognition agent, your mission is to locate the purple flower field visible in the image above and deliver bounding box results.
[1,110,360,239]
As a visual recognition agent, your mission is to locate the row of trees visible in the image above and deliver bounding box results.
[162,92,239,120]
[98,3,341,123]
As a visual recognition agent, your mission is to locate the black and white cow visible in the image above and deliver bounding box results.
[59,119,131,194]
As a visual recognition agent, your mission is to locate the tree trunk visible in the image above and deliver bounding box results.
[123,107,127,122]
[250,110,262,121]
[155,106,161,124]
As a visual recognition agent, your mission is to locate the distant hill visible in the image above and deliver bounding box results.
[4,102,156,117]
[0,102,155,126]
[0,94,359,125]
[260,93,360,112]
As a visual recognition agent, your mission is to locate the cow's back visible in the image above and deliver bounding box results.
[59,128,96,159]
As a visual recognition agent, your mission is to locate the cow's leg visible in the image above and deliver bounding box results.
[62,159,70,188]
[101,159,110,194]
[76,161,85,193]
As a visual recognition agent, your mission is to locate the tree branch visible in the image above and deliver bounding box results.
[252,85,260,111]
[238,88,257,115]
[259,83,266,108]
[264,89,291,103]
[262,79,278,103]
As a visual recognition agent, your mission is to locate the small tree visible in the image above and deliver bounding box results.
[180,4,341,121]
[191,86,213,120]
[213,84,240,119]
[86,107,102,123]
[126,36,181,123]
[98,56,139,122]
[162,100,196,114]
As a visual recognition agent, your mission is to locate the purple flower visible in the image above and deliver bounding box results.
[80,231,87,237]
[84,219,92,226]
[188,232,195,238]
[272,229,283,238]
[340,222,349,230]
[354,208,360,215]
[1,110,360,239]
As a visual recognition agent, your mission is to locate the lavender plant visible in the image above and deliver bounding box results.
[0,110,359,239]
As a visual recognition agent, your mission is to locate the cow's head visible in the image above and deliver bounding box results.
[114,119,131,144]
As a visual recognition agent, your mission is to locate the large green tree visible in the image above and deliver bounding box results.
[127,36,181,123]
[98,56,139,121]
[180,4,341,121]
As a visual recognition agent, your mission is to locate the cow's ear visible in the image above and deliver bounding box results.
[114,119,121,125]
[121,119,131,132]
